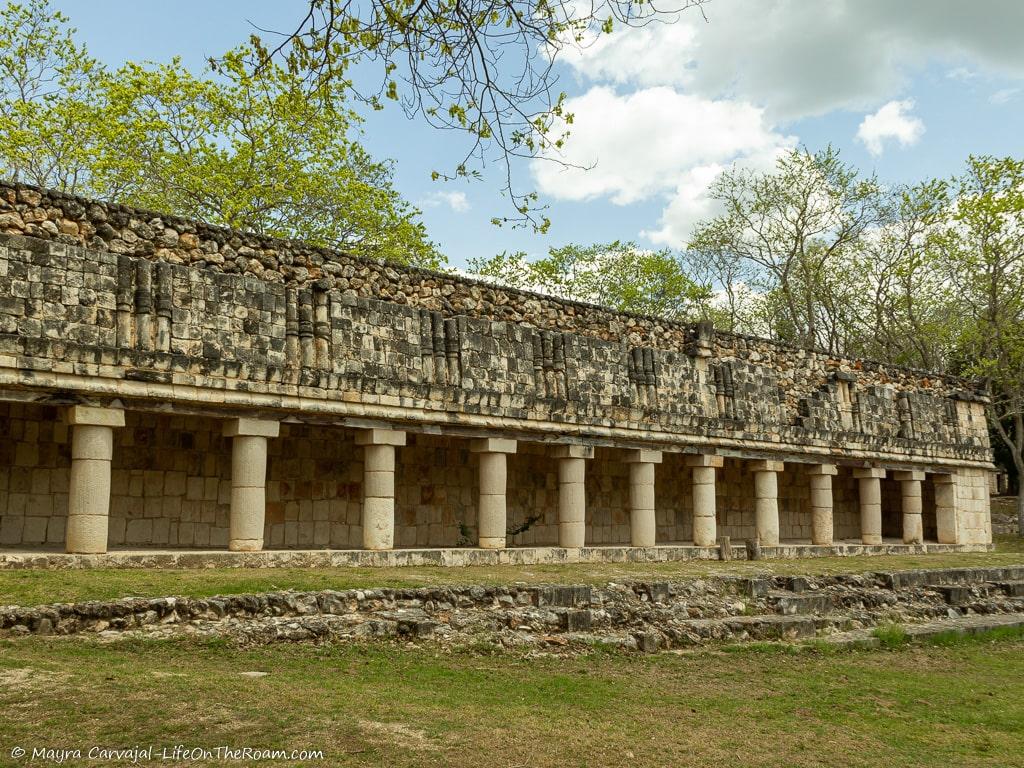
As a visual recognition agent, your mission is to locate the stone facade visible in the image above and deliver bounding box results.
[0,182,995,559]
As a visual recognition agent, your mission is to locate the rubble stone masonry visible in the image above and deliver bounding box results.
[0,182,995,557]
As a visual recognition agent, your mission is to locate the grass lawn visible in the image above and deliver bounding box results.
[0,632,1022,767]
[1,535,1022,607]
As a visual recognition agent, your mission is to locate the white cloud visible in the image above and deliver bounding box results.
[946,67,978,82]
[643,148,788,248]
[538,1,1024,249]
[855,100,925,156]
[990,87,1020,104]
[558,0,1024,121]
[420,190,470,212]
[531,86,794,248]
[532,86,794,206]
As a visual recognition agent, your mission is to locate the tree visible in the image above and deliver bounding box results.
[469,241,709,318]
[933,156,1024,535]
[0,0,441,267]
[687,147,883,352]
[97,50,441,266]
[0,0,102,192]
[253,0,708,231]
[849,179,955,370]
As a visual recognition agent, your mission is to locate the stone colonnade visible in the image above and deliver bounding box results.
[59,405,963,554]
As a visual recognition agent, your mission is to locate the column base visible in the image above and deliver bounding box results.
[478,538,507,549]
[693,515,716,547]
[229,539,264,552]
[65,514,109,554]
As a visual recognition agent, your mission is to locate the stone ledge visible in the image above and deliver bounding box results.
[0,542,996,571]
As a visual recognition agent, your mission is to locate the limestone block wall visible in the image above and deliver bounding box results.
[507,446,559,547]
[715,459,756,540]
[0,403,69,546]
[111,412,232,548]
[778,464,813,541]
[655,454,695,544]
[881,479,903,540]
[395,435,478,548]
[266,424,362,549]
[584,448,632,546]
[0,223,993,468]
[833,470,863,541]
[955,469,993,545]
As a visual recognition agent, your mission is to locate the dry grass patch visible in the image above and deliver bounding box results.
[0,634,1021,767]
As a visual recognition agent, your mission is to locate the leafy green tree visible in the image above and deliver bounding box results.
[849,179,955,370]
[469,241,709,318]
[0,0,103,192]
[96,50,440,266]
[933,156,1024,534]
[687,147,883,352]
[0,0,441,267]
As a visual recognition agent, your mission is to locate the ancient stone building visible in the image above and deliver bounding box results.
[0,182,994,564]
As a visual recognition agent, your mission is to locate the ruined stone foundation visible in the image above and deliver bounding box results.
[0,182,994,561]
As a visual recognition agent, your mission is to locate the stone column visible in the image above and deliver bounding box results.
[807,464,837,545]
[893,469,925,544]
[66,406,126,554]
[554,445,593,548]
[355,428,406,550]
[853,467,886,545]
[223,418,279,552]
[470,438,517,549]
[751,460,783,547]
[933,473,958,544]
[624,450,662,547]
[686,454,723,547]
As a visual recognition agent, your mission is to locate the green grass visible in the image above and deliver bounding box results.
[872,622,910,648]
[923,625,1024,648]
[0,633,1022,767]
[0,535,1021,608]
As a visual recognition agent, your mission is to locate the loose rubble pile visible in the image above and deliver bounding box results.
[3,567,1023,653]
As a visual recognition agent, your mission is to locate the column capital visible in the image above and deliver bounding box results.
[223,417,280,438]
[684,453,723,468]
[806,463,838,476]
[853,467,886,479]
[355,428,406,446]
[470,437,517,454]
[932,472,956,484]
[67,405,125,428]
[553,444,594,459]
[892,469,926,482]
[624,449,663,464]
[750,459,784,473]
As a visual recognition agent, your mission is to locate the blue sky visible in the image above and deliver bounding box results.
[53,1,1024,269]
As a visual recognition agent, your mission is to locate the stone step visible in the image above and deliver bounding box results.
[879,566,1024,590]
[532,585,592,608]
[994,581,1024,597]
[932,584,977,605]
[677,614,817,642]
[818,613,1024,649]
[769,590,832,615]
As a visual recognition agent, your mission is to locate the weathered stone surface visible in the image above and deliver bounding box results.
[4,565,1020,654]
[0,181,997,555]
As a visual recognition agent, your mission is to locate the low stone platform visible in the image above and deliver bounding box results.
[0,541,994,570]
[3,565,1022,652]
[820,612,1024,648]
